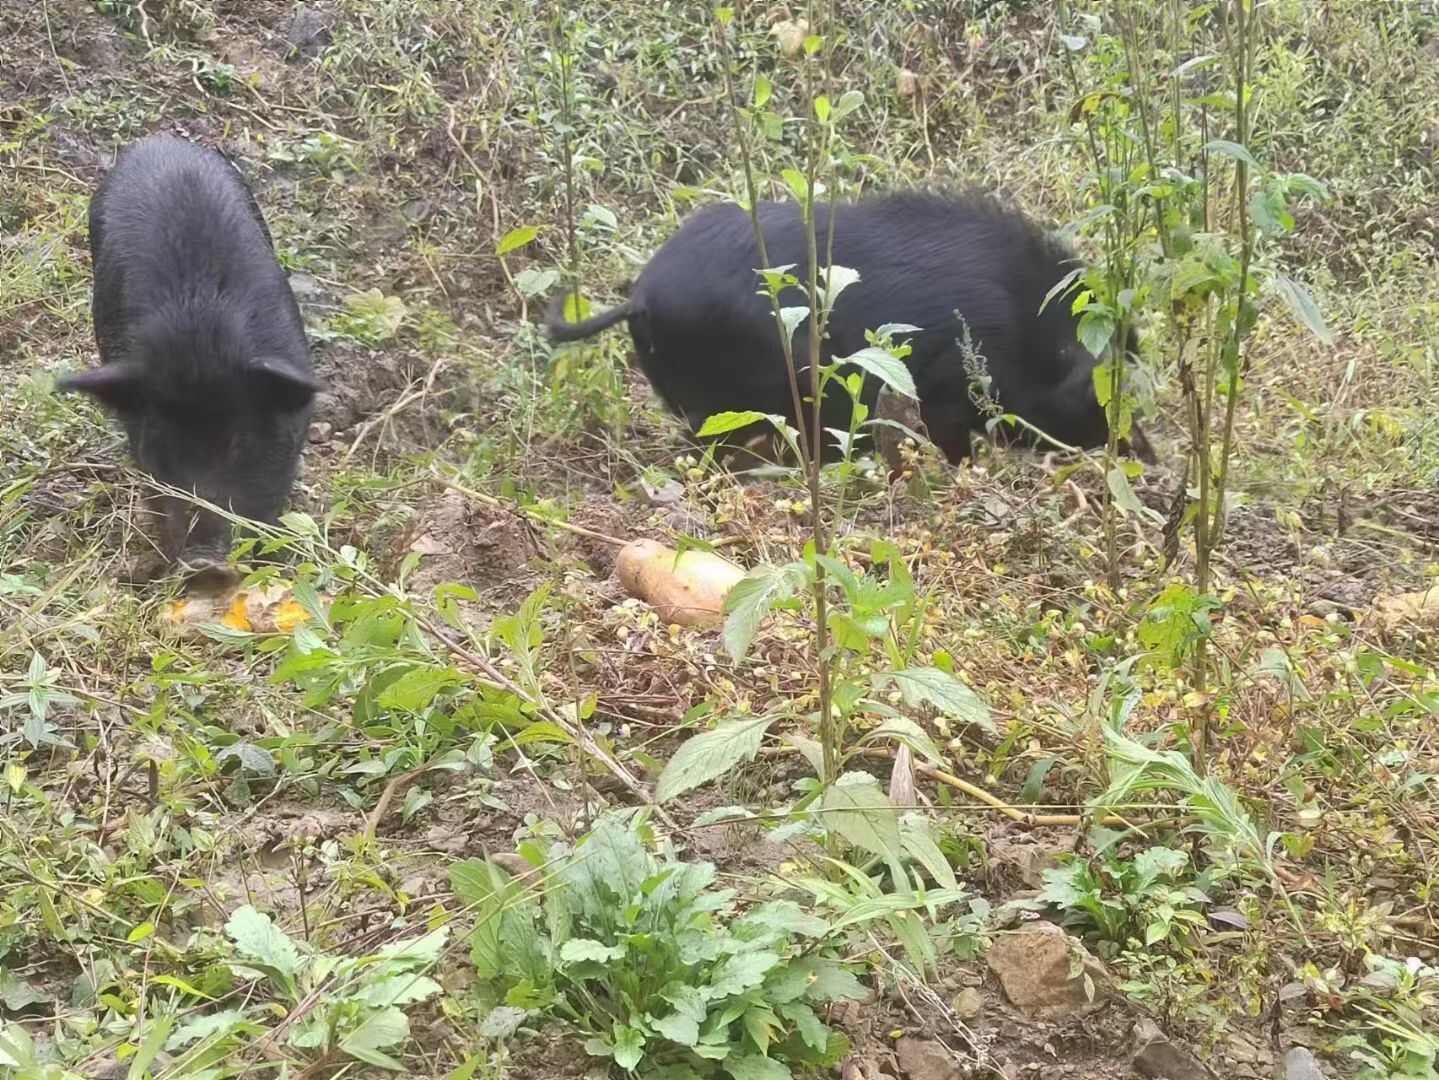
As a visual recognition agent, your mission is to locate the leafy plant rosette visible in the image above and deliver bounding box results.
[450,812,865,1079]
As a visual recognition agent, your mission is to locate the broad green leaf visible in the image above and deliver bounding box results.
[831,90,864,121]
[377,927,448,967]
[1248,190,1292,236]
[776,1001,829,1052]
[813,94,831,123]
[560,938,627,964]
[723,561,806,660]
[167,1009,247,1050]
[727,1053,792,1080]
[777,305,810,344]
[734,900,829,940]
[661,984,709,1022]
[653,1011,700,1046]
[214,742,276,777]
[338,1006,409,1069]
[797,958,868,1003]
[743,1006,780,1056]
[697,410,769,437]
[1077,311,1115,358]
[899,814,958,891]
[820,265,860,311]
[656,715,775,803]
[876,667,994,735]
[1267,274,1332,344]
[377,666,462,711]
[1204,138,1260,168]
[710,950,781,998]
[495,225,538,256]
[860,717,943,765]
[225,906,300,979]
[753,74,772,109]
[613,1023,646,1071]
[358,974,442,1008]
[1106,465,1148,516]
[781,169,808,203]
[821,773,901,864]
[839,346,916,398]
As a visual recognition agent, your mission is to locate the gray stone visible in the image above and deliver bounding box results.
[1282,1047,1327,1080]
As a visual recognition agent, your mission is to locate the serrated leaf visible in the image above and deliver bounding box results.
[798,958,868,1003]
[1267,274,1332,344]
[697,410,769,437]
[840,346,916,399]
[710,951,781,998]
[338,1006,409,1069]
[876,668,994,735]
[723,561,806,660]
[777,1001,829,1052]
[821,773,901,863]
[735,900,829,940]
[656,715,774,803]
[495,225,538,257]
[225,905,300,978]
[377,666,462,711]
[1077,311,1115,358]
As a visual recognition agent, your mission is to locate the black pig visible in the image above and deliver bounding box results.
[58,133,318,573]
[546,191,1153,464]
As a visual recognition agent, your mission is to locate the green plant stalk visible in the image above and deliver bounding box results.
[803,0,839,788]
[551,18,582,323]
[715,18,814,468]
[1210,0,1255,553]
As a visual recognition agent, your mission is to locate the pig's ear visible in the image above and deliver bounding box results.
[56,363,145,413]
[251,356,321,411]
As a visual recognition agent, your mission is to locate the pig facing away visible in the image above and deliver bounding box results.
[546,191,1153,464]
[59,133,319,571]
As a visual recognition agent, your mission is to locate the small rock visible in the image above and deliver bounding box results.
[284,3,334,57]
[771,18,810,58]
[986,921,1108,1019]
[896,67,921,98]
[894,1036,963,1080]
[951,986,983,1020]
[308,421,332,443]
[401,198,434,224]
[1132,1018,1212,1080]
[399,874,428,898]
[641,476,685,506]
[1282,1048,1326,1080]
[288,272,325,300]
